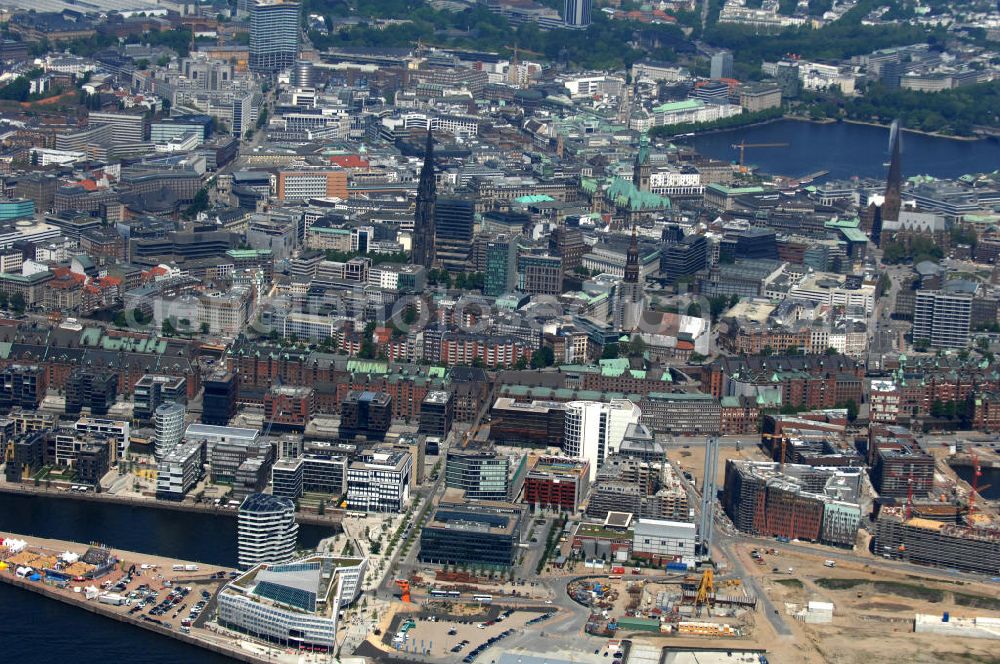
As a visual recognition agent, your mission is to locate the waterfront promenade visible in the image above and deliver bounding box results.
[0,479,343,527]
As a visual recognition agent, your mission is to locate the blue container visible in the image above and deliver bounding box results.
[943,612,950,622]
[666,562,688,571]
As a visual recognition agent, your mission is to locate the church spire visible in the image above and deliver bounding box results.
[624,222,639,284]
[412,128,436,268]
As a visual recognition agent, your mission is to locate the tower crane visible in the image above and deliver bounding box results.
[731,141,789,167]
[968,452,992,518]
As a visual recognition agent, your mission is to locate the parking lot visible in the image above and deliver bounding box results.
[386,609,552,662]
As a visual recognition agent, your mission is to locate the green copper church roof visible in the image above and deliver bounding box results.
[607,177,671,211]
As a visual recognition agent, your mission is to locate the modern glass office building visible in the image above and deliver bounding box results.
[218,555,367,649]
[249,0,300,73]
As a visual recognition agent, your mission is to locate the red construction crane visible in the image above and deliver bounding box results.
[905,471,914,521]
[970,453,983,516]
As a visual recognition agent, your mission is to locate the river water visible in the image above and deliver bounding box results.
[686,119,1000,180]
[0,493,336,662]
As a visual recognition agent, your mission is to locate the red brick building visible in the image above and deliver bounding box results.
[522,455,590,512]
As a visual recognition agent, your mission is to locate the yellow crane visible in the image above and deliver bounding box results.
[694,568,714,616]
[731,141,789,167]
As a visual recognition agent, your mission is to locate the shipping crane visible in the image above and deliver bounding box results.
[731,141,789,167]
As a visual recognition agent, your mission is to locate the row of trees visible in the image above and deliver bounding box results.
[796,80,1000,136]
[648,106,785,141]
[308,5,683,71]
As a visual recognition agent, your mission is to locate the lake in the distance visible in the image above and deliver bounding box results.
[686,119,1000,181]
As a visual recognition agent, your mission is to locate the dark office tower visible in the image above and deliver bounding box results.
[434,198,475,272]
[65,369,118,416]
[419,390,453,438]
[661,235,708,284]
[249,0,300,74]
[412,129,436,269]
[339,391,393,441]
[203,371,238,426]
[632,134,651,192]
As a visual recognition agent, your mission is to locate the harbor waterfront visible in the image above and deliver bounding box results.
[0,581,236,664]
[686,118,1000,180]
[0,492,331,568]
[0,531,262,663]
[0,480,345,527]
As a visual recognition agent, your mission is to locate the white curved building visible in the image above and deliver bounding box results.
[153,402,186,459]
[237,493,298,569]
[563,399,641,481]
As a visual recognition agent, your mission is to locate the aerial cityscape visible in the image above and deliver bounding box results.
[0,0,998,662]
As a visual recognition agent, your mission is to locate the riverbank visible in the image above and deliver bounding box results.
[0,481,343,527]
[0,531,266,664]
[840,117,981,142]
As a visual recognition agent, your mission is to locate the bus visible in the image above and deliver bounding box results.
[472,594,493,603]
[430,589,461,597]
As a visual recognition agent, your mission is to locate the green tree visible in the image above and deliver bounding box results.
[531,346,555,369]
[162,319,176,336]
[10,293,25,313]
[686,301,702,317]
[601,343,620,359]
[184,188,209,218]
[200,322,210,334]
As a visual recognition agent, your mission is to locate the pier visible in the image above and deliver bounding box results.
[0,531,319,664]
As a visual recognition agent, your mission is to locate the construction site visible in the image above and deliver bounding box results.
[739,539,1000,664]
[572,567,756,640]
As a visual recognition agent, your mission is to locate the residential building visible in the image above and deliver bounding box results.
[913,287,974,349]
[271,457,304,500]
[522,455,590,512]
[133,374,187,423]
[153,402,186,459]
[65,368,117,416]
[0,364,46,413]
[563,399,641,480]
[237,493,299,569]
[156,440,205,501]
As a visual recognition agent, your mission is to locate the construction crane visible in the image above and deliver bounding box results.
[731,141,789,167]
[394,579,411,603]
[694,568,715,616]
[968,452,992,517]
[905,471,914,520]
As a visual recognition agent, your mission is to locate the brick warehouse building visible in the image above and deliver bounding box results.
[0,322,199,400]
[701,354,864,410]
